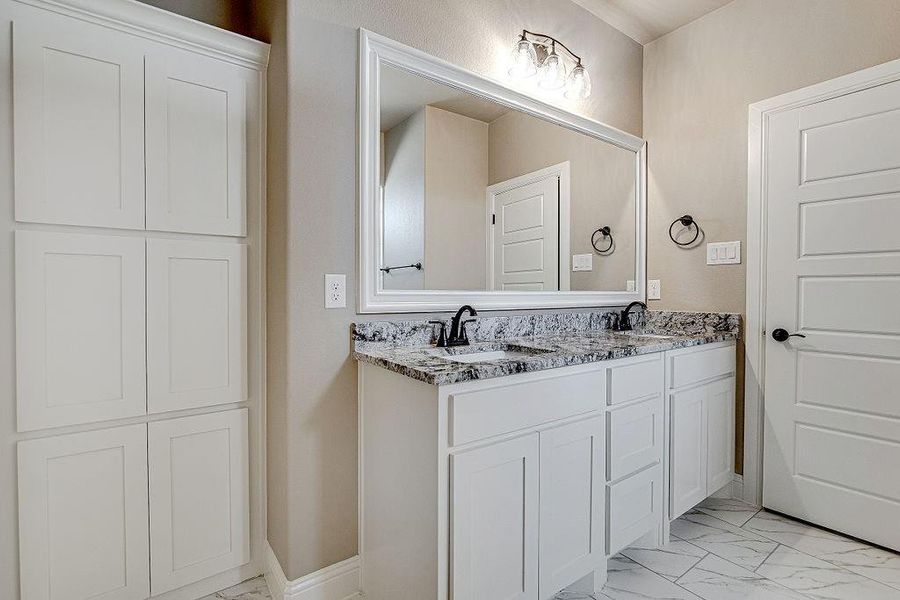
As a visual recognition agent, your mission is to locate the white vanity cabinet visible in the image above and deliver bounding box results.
[359,338,737,600]
[665,342,737,521]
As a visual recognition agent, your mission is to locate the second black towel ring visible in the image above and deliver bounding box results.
[591,226,613,253]
[668,215,700,246]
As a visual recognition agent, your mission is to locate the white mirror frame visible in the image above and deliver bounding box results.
[359,29,647,313]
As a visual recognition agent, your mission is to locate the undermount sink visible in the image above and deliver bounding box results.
[427,343,552,364]
[616,331,675,339]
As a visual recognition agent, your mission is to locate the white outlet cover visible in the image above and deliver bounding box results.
[572,253,593,272]
[324,274,346,308]
[647,279,661,300]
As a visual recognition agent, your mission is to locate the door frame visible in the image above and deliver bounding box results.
[744,56,900,506]
[485,161,571,292]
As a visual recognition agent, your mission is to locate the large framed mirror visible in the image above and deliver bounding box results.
[359,29,646,313]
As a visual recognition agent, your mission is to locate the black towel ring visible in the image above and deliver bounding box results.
[668,215,700,246]
[591,226,613,253]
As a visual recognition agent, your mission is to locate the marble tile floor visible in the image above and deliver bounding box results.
[205,497,900,600]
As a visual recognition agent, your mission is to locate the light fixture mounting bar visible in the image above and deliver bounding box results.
[519,29,584,65]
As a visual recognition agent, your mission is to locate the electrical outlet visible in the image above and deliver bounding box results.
[324,274,346,308]
[647,279,661,300]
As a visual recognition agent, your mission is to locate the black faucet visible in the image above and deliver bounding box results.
[447,305,478,346]
[618,301,647,331]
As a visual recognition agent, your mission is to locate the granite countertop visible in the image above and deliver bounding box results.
[352,310,740,386]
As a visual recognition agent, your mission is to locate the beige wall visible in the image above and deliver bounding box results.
[643,0,900,470]
[489,110,637,291]
[259,0,642,580]
[136,0,253,36]
[424,106,489,290]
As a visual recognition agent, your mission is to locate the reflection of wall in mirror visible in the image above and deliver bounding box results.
[381,110,425,290]
[489,111,636,292]
[424,106,488,291]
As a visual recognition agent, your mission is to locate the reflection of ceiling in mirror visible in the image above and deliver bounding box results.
[380,66,509,131]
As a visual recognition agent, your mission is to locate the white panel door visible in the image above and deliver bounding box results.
[12,10,145,229]
[147,239,247,413]
[490,176,559,291]
[18,425,149,600]
[148,409,249,594]
[451,434,539,600]
[763,78,900,551]
[16,231,146,431]
[145,44,250,235]
[706,378,734,494]
[539,418,604,600]
[669,386,707,518]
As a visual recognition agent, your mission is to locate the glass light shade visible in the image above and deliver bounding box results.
[508,38,538,78]
[564,64,592,99]
[538,51,567,90]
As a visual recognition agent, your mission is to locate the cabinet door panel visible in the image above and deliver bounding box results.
[149,409,249,594]
[147,239,247,413]
[145,45,251,235]
[16,231,146,430]
[706,377,735,493]
[539,418,604,600]
[607,395,662,481]
[452,434,539,600]
[13,11,145,229]
[670,387,707,518]
[607,465,662,555]
[18,425,149,600]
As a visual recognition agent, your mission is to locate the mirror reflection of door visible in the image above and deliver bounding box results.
[488,165,568,291]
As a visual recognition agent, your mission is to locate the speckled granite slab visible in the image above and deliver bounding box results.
[352,310,740,386]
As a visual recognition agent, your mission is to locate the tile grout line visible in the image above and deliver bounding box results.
[738,514,900,593]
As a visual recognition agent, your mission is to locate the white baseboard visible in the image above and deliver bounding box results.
[265,543,360,600]
[731,474,744,501]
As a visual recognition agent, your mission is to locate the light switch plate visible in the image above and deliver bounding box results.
[572,253,593,272]
[706,241,741,265]
[325,274,346,308]
[648,279,661,300]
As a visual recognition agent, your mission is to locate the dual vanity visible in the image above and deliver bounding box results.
[353,309,740,600]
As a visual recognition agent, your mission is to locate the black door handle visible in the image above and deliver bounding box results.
[772,328,806,342]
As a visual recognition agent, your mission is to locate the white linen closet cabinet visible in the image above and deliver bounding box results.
[10,1,268,599]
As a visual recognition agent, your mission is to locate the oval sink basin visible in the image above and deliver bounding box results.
[439,350,515,363]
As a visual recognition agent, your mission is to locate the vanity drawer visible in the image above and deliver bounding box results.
[449,370,605,446]
[607,354,663,405]
[669,344,735,389]
[607,464,662,555]
[607,395,662,481]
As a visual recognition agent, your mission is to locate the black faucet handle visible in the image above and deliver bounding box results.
[428,320,447,347]
[459,319,476,343]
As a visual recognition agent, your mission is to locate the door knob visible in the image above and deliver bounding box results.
[772,328,806,342]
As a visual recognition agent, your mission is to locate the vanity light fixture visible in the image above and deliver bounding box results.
[508,30,591,99]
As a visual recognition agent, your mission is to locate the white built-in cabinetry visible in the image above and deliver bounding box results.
[11,1,267,599]
[667,343,737,521]
[359,339,735,600]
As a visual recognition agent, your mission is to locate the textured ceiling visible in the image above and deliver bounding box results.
[571,0,734,44]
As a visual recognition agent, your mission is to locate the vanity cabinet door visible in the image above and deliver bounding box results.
[148,409,249,594]
[18,425,150,600]
[145,44,252,236]
[706,377,735,494]
[539,418,604,600]
[12,9,146,229]
[451,434,539,600]
[670,386,708,518]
